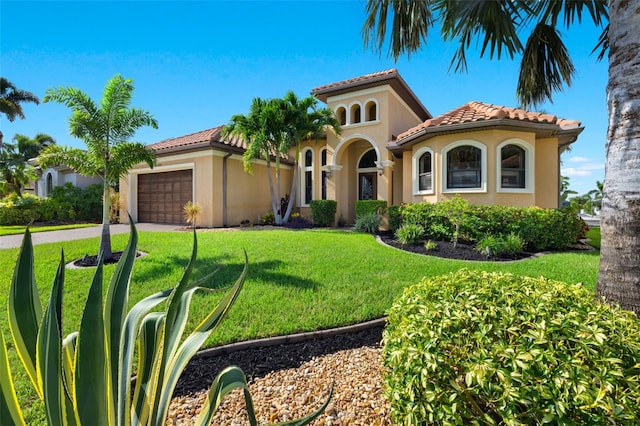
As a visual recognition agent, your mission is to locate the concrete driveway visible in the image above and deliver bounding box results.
[0,223,179,250]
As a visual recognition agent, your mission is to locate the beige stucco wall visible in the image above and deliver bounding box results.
[120,149,292,228]
[402,129,561,208]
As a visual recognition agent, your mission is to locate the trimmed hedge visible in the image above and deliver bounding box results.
[398,198,585,250]
[309,199,337,226]
[384,270,640,425]
[355,200,387,218]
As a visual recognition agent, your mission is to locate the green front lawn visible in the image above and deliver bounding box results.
[0,228,600,423]
[0,223,98,236]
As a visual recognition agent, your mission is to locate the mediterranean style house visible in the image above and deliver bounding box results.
[120,69,583,227]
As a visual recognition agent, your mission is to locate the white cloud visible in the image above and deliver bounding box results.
[567,156,592,163]
[561,167,593,177]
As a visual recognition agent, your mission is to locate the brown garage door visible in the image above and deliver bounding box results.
[138,169,193,224]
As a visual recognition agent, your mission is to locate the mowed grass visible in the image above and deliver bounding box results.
[0,228,599,423]
[0,222,97,236]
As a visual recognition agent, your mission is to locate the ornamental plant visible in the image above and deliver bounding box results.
[309,199,337,227]
[394,223,424,245]
[383,270,640,425]
[0,223,330,425]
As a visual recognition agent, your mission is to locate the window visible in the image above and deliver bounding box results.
[321,148,327,200]
[443,142,486,191]
[365,101,377,122]
[413,148,433,194]
[336,106,346,126]
[358,148,377,168]
[301,148,313,206]
[497,140,533,192]
[46,172,53,196]
[350,104,361,124]
[501,144,525,188]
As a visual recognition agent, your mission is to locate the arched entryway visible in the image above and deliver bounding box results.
[357,149,378,200]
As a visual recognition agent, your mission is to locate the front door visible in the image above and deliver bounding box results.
[358,172,377,200]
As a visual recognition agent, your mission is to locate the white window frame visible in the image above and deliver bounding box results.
[349,102,363,125]
[364,98,379,122]
[300,147,314,207]
[496,139,534,193]
[442,140,487,193]
[413,147,435,195]
[335,104,347,126]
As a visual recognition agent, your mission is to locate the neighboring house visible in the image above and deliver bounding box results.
[121,69,583,227]
[31,164,102,197]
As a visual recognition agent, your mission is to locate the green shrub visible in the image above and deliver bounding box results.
[0,225,330,425]
[395,224,424,245]
[476,233,525,256]
[384,270,640,425]
[310,199,337,226]
[259,210,275,225]
[354,212,381,234]
[355,200,387,218]
[424,240,437,251]
[400,201,584,250]
[387,205,403,232]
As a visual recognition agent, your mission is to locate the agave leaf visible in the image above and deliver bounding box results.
[8,229,43,396]
[0,330,27,426]
[117,289,172,426]
[36,254,66,425]
[62,332,79,426]
[105,220,138,415]
[131,312,166,426]
[153,251,248,425]
[75,259,109,425]
[192,366,258,426]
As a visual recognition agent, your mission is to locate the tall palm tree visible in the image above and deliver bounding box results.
[363,0,640,315]
[38,74,157,260]
[280,91,341,223]
[224,97,288,224]
[560,175,578,204]
[0,78,40,123]
[588,180,604,211]
[13,133,56,161]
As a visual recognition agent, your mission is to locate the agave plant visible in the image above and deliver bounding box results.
[0,223,330,425]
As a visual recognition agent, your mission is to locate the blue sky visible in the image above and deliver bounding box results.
[2,1,607,195]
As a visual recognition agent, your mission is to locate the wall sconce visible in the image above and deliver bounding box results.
[376,160,395,176]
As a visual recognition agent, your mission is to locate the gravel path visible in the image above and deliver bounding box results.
[167,325,390,425]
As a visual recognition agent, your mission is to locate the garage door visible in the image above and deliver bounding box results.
[138,169,193,224]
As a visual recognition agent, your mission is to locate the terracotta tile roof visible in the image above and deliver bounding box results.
[148,125,246,154]
[392,101,582,147]
[312,69,431,121]
[312,68,399,95]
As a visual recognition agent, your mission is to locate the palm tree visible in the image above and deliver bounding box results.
[38,74,157,260]
[0,133,55,197]
[362,0,640,315]
[560,175,578,204]
[0,77,40,123]
[280,91,341,223]
[224,97,288,224]
[588,180,604,211]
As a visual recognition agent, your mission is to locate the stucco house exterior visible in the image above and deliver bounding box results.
[121,69,583,227]
[30,164,102,197]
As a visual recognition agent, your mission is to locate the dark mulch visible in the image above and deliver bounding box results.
[73,250,144,267]
[378,232,536,261]
[173,325,384,396]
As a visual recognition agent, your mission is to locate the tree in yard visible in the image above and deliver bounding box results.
[588,179,604,211]
[561,175,578,204]
[363,0,640,315]
[38,74,157,260]
[0,77,40,124]
[223,92,340,225]
[0,133,56,197]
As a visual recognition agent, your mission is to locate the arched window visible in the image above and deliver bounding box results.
[321,148,328,200]
[358,148,377,168]
[350,104,361,124]
[365,101,377,122]
[443,142,486,191]
[336,106,346,126]
[46,172,53,196]
[413,148,433,193]
[500,144,526,188]
[301,148,314,206]
[496,140,533,192]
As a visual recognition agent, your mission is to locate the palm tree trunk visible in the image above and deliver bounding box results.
[265,161,279,224]
[596,0,640,315]
[283,159,299,224]
[100,183,113,260]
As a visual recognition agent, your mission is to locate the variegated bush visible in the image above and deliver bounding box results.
[0,223,330,425]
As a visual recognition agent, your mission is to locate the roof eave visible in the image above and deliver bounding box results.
[388,119,585,151]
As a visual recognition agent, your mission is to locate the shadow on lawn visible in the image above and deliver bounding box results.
[135,253,320,291]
